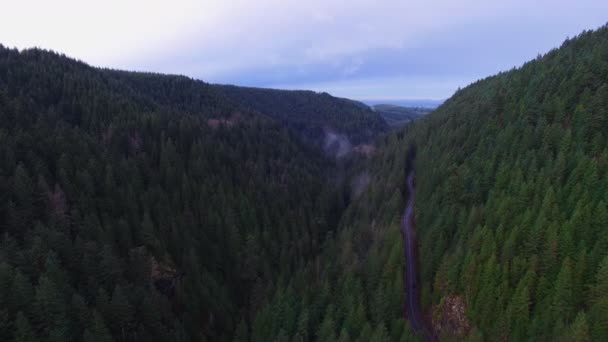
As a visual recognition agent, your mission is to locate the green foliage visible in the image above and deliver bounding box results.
[0,45,360,341]
[249,24,608,341]
[14,312,37,342]
[3,23,608,342]
[330,24,608,340]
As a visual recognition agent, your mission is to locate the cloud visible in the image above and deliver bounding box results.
[2,0,607,99]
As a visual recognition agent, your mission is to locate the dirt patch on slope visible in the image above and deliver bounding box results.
[353,144,376,157]
[433,295,472,339]
[207,112,242,129]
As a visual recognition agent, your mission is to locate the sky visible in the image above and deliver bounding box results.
[1,1,607,101]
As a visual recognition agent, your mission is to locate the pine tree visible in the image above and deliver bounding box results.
[141,211,160,253]
[589,256,608,339]
[356,322,373,342]
[32,276,67,338]
[370,323,390,342]
[552,257,574,322]
[14,311,37,342]
[108,285,133,339]
[337,328,351,342]
[295,308,310,340]
[0,307,13,341]
[0,262,13,311]
[317,307,336,341]
[98,245,122,288]
[507,285,529,340]
[70,294,90,336]
[10,270,34,315]
[567,311,591,342]
[83,311,113,342]
[232,318,248,342]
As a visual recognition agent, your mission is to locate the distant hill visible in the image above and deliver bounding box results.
[364,98,444,108]
[372,104,433,127]
[214,85,388,146]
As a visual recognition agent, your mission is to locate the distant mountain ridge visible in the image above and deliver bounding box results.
[372,104,433,127]
[364,98,444,108]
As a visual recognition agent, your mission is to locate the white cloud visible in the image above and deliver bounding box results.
[0,0,507,70]
[1,0,607,99]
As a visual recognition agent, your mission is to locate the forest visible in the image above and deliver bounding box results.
[249,25,608,341]
[1,23,608,342]
[0,45,384,341]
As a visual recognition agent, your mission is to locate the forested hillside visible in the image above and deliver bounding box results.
[409,26,608,341]
[0,46,366,341]
[215,85,388,145]
[3,23,608,342]
[251,25,608,341]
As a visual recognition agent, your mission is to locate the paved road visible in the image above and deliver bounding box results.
[401,170,437,342]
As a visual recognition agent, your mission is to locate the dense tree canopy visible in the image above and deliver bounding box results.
[0,45,380,341]
[1,22,607,342]
[215,85,388,145]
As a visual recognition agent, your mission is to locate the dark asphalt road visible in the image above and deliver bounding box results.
[401,170,437,342]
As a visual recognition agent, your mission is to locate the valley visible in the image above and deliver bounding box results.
[1,20,608,342]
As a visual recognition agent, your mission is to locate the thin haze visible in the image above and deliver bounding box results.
[1,0,607,101]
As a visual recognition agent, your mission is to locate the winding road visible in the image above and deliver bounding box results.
[401,169,437,342]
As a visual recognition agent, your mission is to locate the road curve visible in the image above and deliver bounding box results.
[401,170,437,342]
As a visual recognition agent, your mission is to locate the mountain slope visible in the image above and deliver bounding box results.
[250,24,608,341]
[0,46,362,341]
[364,24,608,340]
[408,25,608,340]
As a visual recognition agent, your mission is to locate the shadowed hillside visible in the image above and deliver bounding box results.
[0,46,374,341]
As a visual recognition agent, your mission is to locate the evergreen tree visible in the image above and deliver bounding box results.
[83,311,114,342]
[14,312,37,342]
[33,276,67,338]
[589,256,608,339]
[567,311,591,342]
[108,285,134,339]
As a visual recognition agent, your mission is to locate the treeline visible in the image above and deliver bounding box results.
[250,24,608,341]
[372,104,432,127]
[0,46,362,341]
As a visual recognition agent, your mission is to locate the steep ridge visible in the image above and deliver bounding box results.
[405,25,608,341]
[370,25,608,340]
[251,24,608,341]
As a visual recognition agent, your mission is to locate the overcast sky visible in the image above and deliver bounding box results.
[1,1,607,101]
